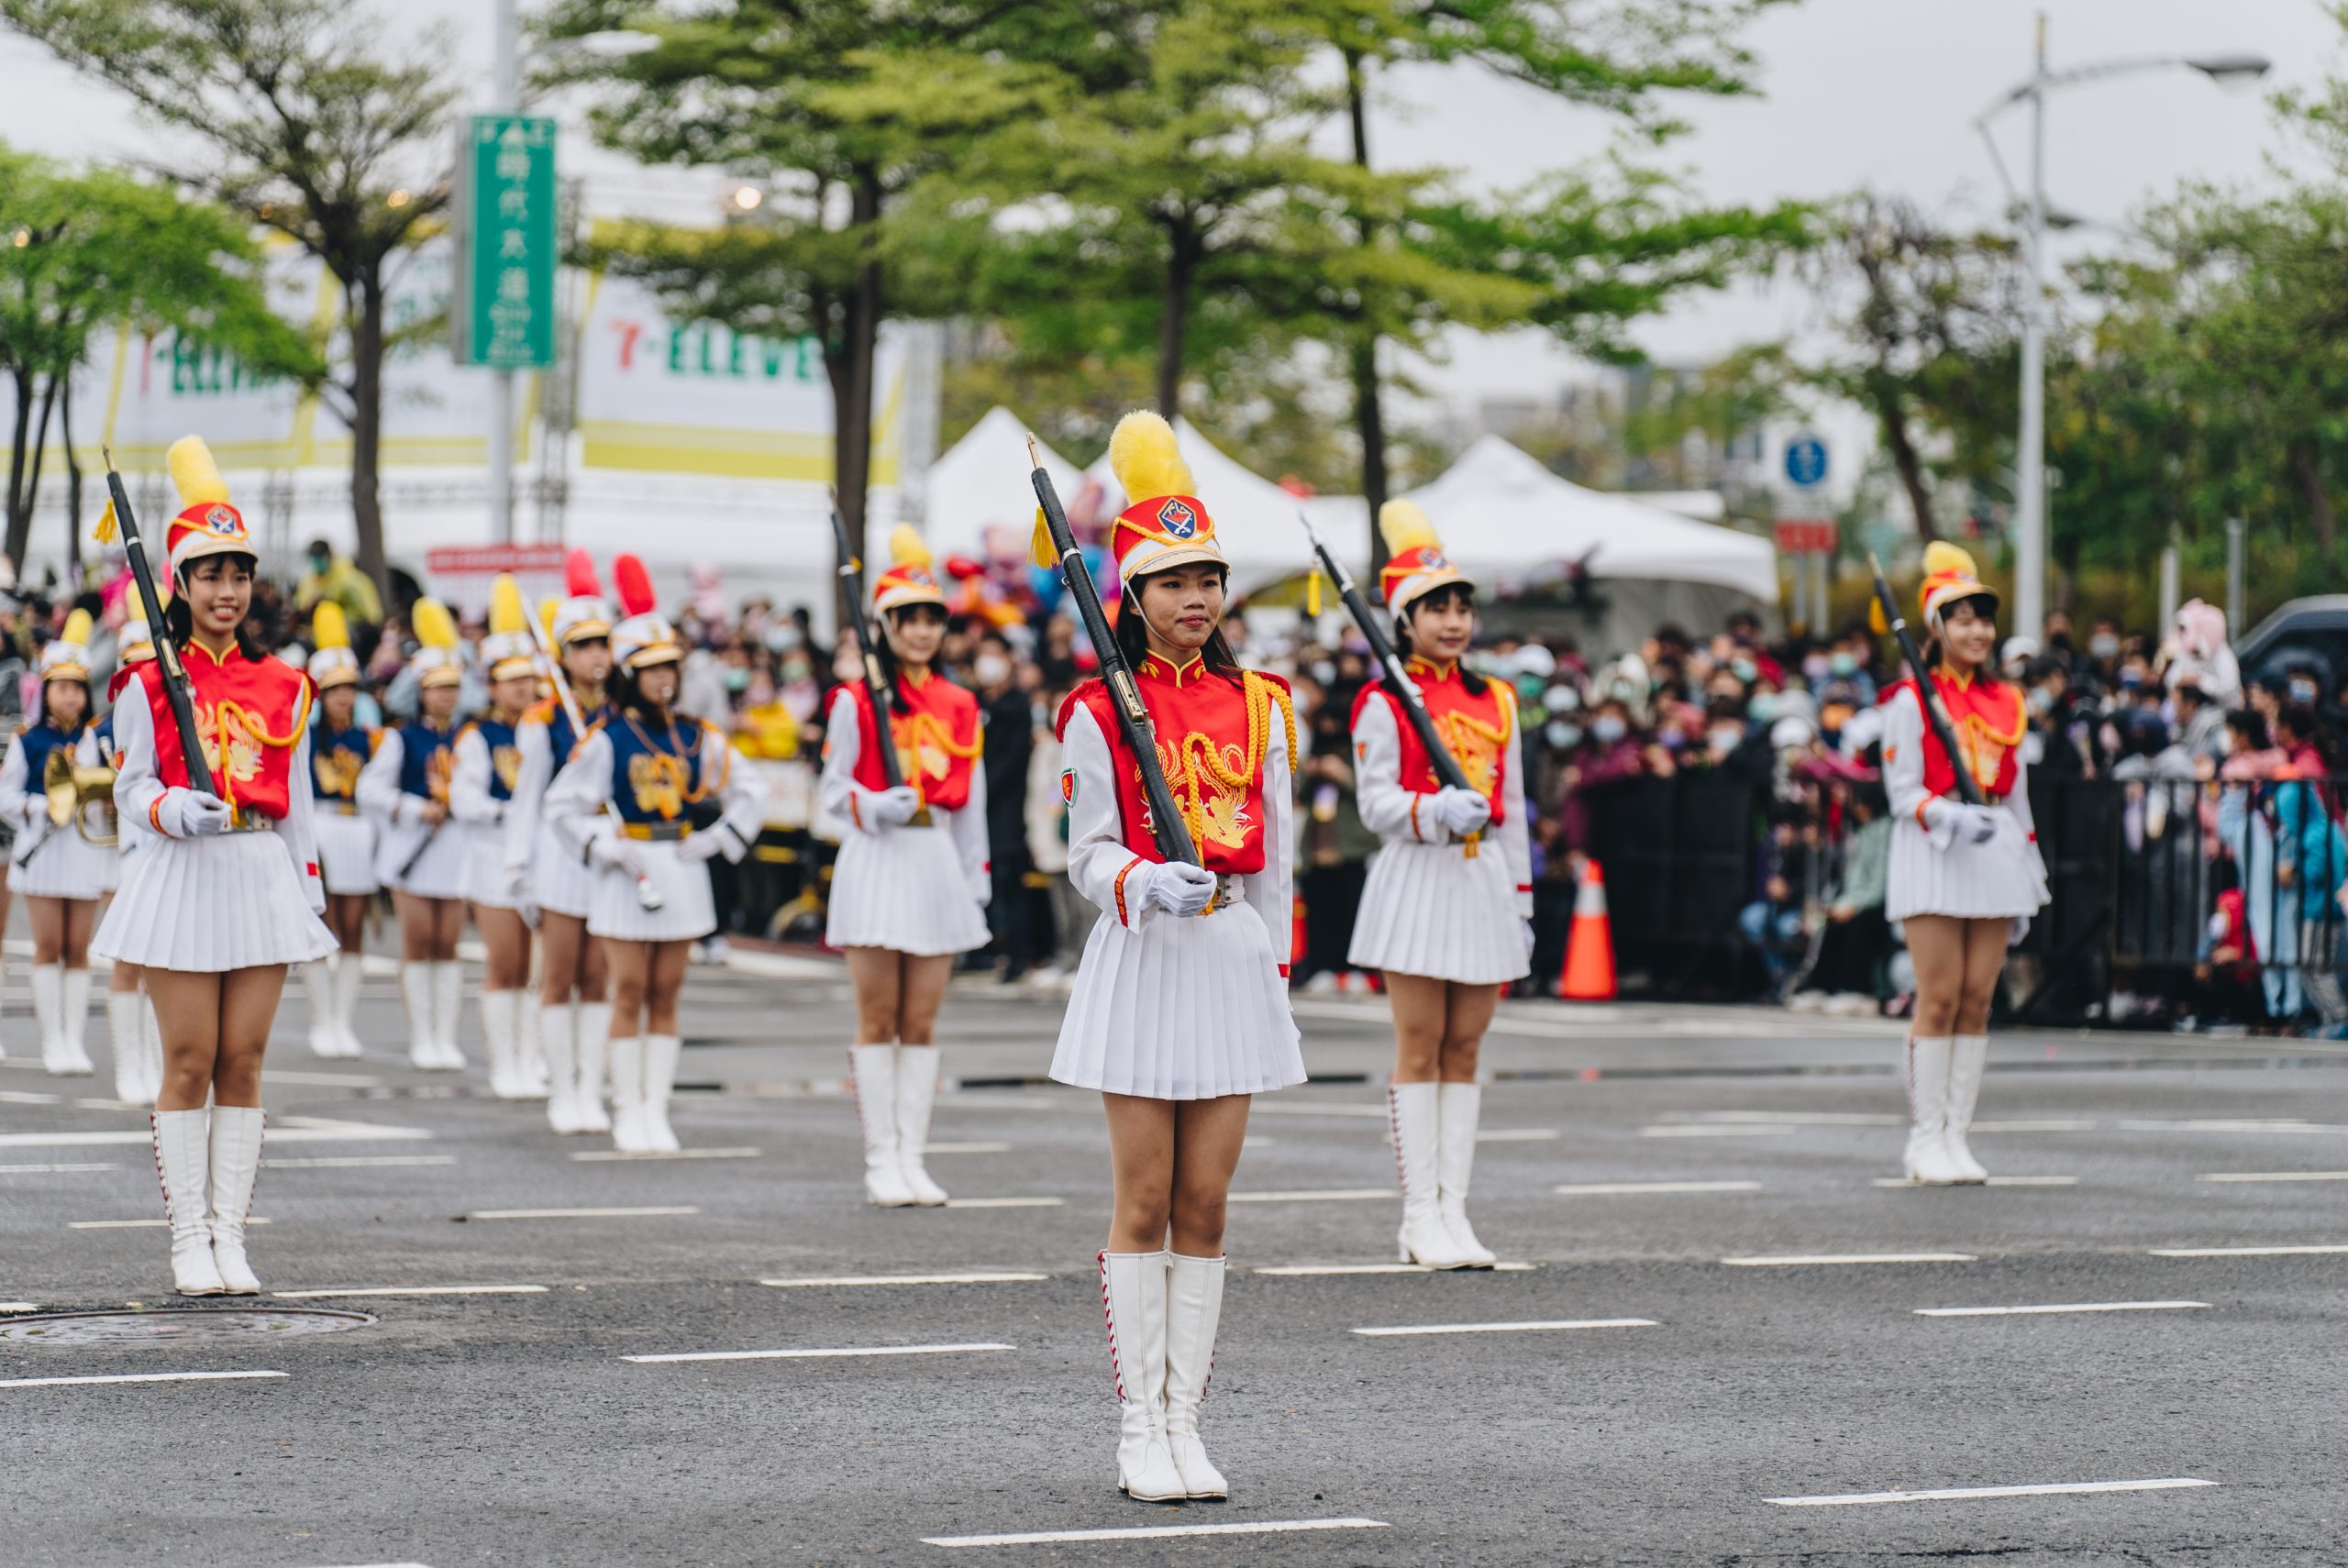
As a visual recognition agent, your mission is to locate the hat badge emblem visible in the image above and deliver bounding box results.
[1156,498,1199,540]
[204,505,240,536]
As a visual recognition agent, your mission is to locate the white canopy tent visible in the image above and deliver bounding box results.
[1082,418,1367,590]
[920,405,1087,569]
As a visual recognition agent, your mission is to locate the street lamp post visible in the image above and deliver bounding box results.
[1977,16,2269,641]
[488,0,520,546]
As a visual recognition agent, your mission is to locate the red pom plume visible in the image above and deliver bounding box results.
[613,552,658,618]
[565,547,602,599]
[943,554,986,580]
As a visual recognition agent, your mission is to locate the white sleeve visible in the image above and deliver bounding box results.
[1883,689,1956,849]
[2003,738,2044,866]
[818,687,884,836]
[1501,698,1533,920]
[0,734,33,830]
[358,731,418,826]
[449,729,502,826]
[949,758,991,900]
[1063,701,1157,933]
[282,724,327,915]
[1352,692,1445,845]
[110,689,164,833]
[703,731,766,864]
[545,730,616,865]
[504,718,553,875]
[1242,699,1296,974]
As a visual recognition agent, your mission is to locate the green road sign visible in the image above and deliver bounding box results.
[455,113,558,370]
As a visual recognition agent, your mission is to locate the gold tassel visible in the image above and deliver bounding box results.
[94,500,117,545]
[1306,569,1323,618]
[1030,505,1057,570]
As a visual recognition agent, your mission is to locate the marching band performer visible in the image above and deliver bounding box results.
[544,555,761,1153]
[1880,543,2050,1186]
[1348,502,1531,1269]
[301,603,377,1060]
[821,525,990,1209]
[3,610,110,1077]
[1049,412,1302,1503]
[358,600,469,1071]
[96,436,333,1297]
[100,595,163,1104]
[507,551,615,1135]
[450,576,541,1099]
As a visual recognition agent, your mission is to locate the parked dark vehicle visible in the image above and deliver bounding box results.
[2236,596,2348,712]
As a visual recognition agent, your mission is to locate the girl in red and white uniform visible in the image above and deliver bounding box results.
[102,598,165,1103]
[2,611,109,1076]
[1880,543,2049,1185]
[300,602,377,1060]
[544,557,763,1151]
[95,436,334,1296]
[1050,412,1301,1504]
[822,525,990,1208]
[449,575,542,1100]
[1347,502,1531,1269]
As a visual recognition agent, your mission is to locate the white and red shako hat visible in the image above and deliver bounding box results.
[609,554,681,670]
[1102,412,1225,588]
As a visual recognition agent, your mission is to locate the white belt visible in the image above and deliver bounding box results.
[1211,873,1245,911]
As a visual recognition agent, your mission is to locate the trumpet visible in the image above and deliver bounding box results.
[44,746,118,847]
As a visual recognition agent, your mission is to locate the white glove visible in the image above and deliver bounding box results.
[1431,787,1491,838]
[871,786,923,826]
[1522,920,1537,958]
[587,834,630,871]
[504,863,534,903]
[678,831,724,864]
[1959,803,2002,845]
[19,797,39,828]
[972,873,993,910]
[159,790,230,838]
[1143,860,1218,918]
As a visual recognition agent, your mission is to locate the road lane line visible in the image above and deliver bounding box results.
[273,1286,548,1299]
[1871,1176,2077,1188]
[2149,1243,2348,1257]
[1557,1181,1761,1196]
[2199,1171,2348,1183]
[265,1156,456,1169]
[923,1518,1390,1548]
[1972,1121,2099,1132]
[1695,1111,1903,1127]
[469,1207,699,1220]
[1724,1253,1975,1267]
[1915,1300,2208,1318]
[0,1370,287,1389]
[942,1197,1062,1209]
[624,1342,1013,1364]
[570,1147,760,1162]
[1767,1478,2216,1507]
[1246,1103,1390,1119]
[0,1302,37,1313]
[1353,1319,1656,1337]
[760,1273,1049,1288]
[0,1162,116,1174]
[1476,1129,1560,1142]
[1639,1124,1795,1138]
[1255,1262,1536,1276]
[923,1143,1013,1154]
[2120,1120,2343,1133]
[71,1218,271,1230]
[1229,1188,1392,1203]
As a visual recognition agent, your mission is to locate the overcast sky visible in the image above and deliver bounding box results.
[0,0,2333,414]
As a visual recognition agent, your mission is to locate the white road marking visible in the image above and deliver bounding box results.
[624,1342,1013,1364]
[2148,1243,2348,1258]
[1477,1128,1560,1143]
[0,1162,116,1174]
[71,1218,271,1230]
[1246,1102,1390,1120]
[570,1147,759,1162]
[2200,1171,2348,1183]
[0,1116,430,1150]
[266,1155,456,1169]
[0,1089,61,1105]
[1724,1252,1976,1267]
[0,1302,37,1313]
[1915,1300,2208,1318]
[1254,1262,1536,1276]
[923,1142,1013,1154]
[1229,1187,1392,1203]
[1640,1124,1795,1138]
[1695,1111,1902,1127]
[246,1070,386,1088]
[1973,1121,2099,1132]
[1353,1318,1656,1337]
[0,1370,287,1389]
[1871,1176,2078,1188]
[760,1273,1049,1288]
[273,1286,548,1299]
[2120,1119,2334,1132]
[924,1518,1390,1548]
[1767,1477,2216,1507]
[469,1207,700,1220]
[942,1197,1062,1209]
[1557,1180,1761,1196]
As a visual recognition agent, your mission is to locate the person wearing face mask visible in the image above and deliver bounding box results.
[1879,544,2050,1186]
[1346,502,1532,1270]
[823,527,991,1207]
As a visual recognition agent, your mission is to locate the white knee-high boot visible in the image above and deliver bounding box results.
[1101,1250,1184,1502]
[1388,1083,1467,1267]
[61,967,92,1074]
[33,964,77,1076]
[330,954,366,1057]
[1903,1034,1961,1185]
[574,1002,613,1134]
[402,963,437,1068]
[1163,1253,1230,1499]
[640,1033,681,1153]
[894,1047,947,1206]
[515,989,548,1097]
[431,960,466,1070]
[108,989,150,1106]
[607,1035,648,1153]
[1436,1083,1498,1267]
[850,1045,914,1207]
[207,1106,264,1296]
[303,961,338,1058]
[481,989,526,1099]
[0,952,9,1060]
[540,1002,581,1133]
[1944,1034,1990,1183]
[150,1109,224,1297]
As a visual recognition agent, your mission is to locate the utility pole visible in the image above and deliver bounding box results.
[488,0,519,545]
[2014,13,2049,643]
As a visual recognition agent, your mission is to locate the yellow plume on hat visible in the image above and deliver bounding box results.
[489,573,527,635]
[888,524,933,571]
[539,597,560,642]
[60,608,92,647]
[1107,410,1192,504]
[1922,540,1977,580]
[1379,500,1439,555]
[313,601,350,652]
[166,436,229,509]
[412,598,458,652]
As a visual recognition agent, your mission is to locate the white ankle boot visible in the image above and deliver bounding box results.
[402,964,438,1068]
[109,990,150,1106]
[1164,1253,1229,1499]
[61,967,93,1075]
[432,960,466,1071]
[851,1045,915,1207]
[329,955,366,1057]
[1903,1034,1962,1185]
[575,1003,613,1133]
[304,961,338,1058]
[515,991,549,1097]
[151,1110,224,1297]
[34,964,87,1077]
[1389,1084,1468,1267]
[1101,1250,1186,1502]
[1436,1083,1498,1267]
[482,989,527,1099]
[894,1047,947,1206]
[1944,1034,1991,1183]
[541,1002,581,1133]
[607,1035,648,1152]
[640,1034,681,1153]
[207,1106,264,1295]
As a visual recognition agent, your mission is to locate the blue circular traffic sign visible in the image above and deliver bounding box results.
[1783,435,1828,489]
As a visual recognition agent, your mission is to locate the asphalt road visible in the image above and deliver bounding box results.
[6,946,2348,1566]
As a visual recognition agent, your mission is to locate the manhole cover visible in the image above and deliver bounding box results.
[0,1309,374,1345]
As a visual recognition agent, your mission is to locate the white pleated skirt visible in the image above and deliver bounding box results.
[463,821,521,910]
[8,822,116,900]
[374,816,469,901]
[825,816,990,957]
[587,838,714,944]
[1886,816,2050,923]
[529,820,597,921]
[1347,837,1530,985]
[1050,890,1306,1101]
[94,830,335,971]
[314,807,379,897]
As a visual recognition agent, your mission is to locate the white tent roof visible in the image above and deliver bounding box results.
[1400,436,1778,603]
[1085,418,1366,590]
[921,406,1086,568]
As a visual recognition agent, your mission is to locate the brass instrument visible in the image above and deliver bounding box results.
[44,746,118,847]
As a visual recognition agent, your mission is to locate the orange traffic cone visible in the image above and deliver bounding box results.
[1559,858,1617,1001]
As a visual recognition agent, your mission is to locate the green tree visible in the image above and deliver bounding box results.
[2,0,459,595]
